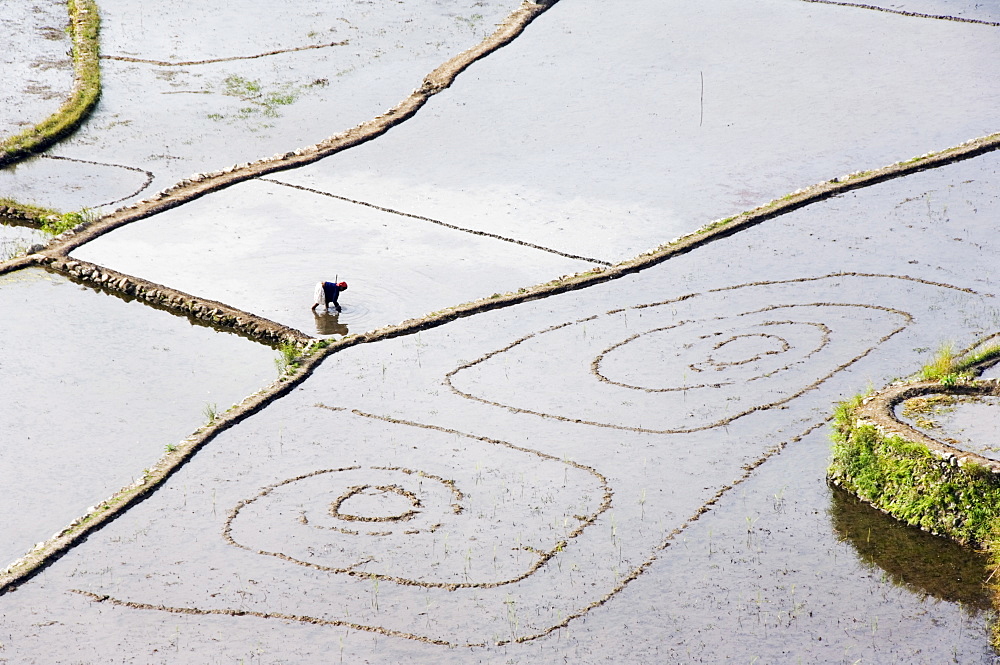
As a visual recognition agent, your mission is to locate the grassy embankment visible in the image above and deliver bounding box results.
[828,341,1000,646]
[0,0,100,231]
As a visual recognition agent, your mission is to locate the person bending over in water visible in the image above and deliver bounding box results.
[311,280,348,313]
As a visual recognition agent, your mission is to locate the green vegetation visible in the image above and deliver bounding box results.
[830,338,1000,649]
[209,75,328,125]
[0,0,101,166]
[202,403,219,424]
[41,207,97,235]
[918,340,1000,385]
[829,395,1000,546]
[274,342,301,375]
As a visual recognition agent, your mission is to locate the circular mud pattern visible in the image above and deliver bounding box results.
[447,275,926,434]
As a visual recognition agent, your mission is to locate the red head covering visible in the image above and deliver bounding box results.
[337,281,348,290]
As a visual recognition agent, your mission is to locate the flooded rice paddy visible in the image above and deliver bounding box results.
[900,394,1000,462]
[0,267,276,570]
[2,0,1000,663]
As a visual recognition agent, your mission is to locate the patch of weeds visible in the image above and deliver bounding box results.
[830,396,1000,546]
[209,74,328,125]
[164,443,177,453]
[275,343,301,375]
[203,403,219,424]
[919,339,1000,385]
[0,197,60,224]
[41,207,98,235]
[455,13,485,32]
[900,394,957,428]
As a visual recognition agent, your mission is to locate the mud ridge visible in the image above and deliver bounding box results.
[37,255,311,345]
[41,154,155,207]
[0,0,101,167]
[262,177,612,266]
[856,377,1000,473]
[800,0,1000,26]
[101,40,349,67]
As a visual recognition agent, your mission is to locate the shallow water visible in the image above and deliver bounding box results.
[0,0,72,140]
[0,267,277,568]
[900,395,1000,461]
[1,0,1000,662]
[3,154,1000,661]
[0,218,47,261]
[0,0,522,211]
[273,0,1000,263]
[71,178,594,335]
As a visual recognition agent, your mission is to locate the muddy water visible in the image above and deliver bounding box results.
[273,0,1000,263]
[0,0,522,212]
[71,178,595,335]
[0,0,72,140]
[0,267,277,569]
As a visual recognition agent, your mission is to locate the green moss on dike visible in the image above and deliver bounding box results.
[0,0,101,166]
[828,396,1000,546]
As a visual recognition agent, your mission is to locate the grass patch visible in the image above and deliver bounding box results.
[209,74,328,125]
[40,207,97,235]
[918,340,1000,385]
[274,342,301,375]
[829,397,1000,546]
[0,0,101,166]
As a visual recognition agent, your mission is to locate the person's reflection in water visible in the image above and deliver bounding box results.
[313,310,350,337]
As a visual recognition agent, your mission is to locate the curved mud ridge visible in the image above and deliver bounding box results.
[101,40,349,67]
[40,155,155,208]
[0,0,101,167]
[856,376,1000,473]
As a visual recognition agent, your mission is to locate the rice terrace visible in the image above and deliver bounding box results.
[2,0,1000,662]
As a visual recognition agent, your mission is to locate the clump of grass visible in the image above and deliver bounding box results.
[0,197,60,224]
[919,340,1000,385]
[203,403,219,424]
[0,0,101,166]
[210,74,308,123]
[274,343,301,375]
[920,342,959,381]
[984,521,1000,649]
[41,207,98,235]
[829,395,1000,546]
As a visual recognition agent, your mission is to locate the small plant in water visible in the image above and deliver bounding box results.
[275,343,300,375]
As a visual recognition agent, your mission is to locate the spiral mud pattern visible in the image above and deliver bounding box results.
[216,405,612,590]
[443,274,976,434]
